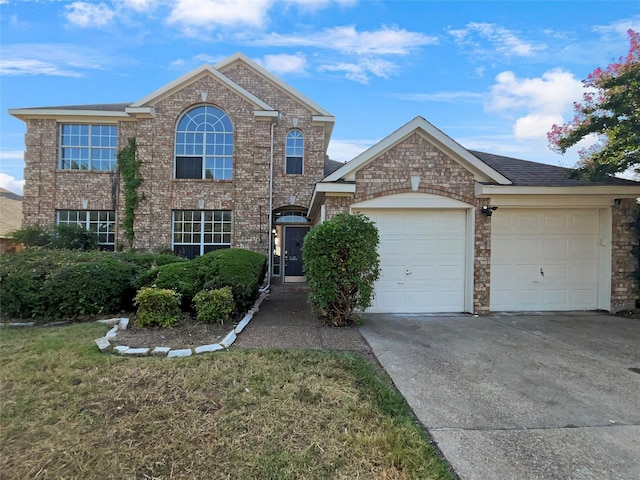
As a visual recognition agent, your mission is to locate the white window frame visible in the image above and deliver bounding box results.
[56,210,116,248]
[58,124,118,171]
[285,129,304,175]
[172,210,232,258]
[174,106,234,180]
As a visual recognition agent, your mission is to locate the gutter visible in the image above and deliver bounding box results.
[260,118,277,293]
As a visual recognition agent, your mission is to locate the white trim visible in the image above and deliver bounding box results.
[130,63,275,111]
[9,109,128,121]
[351,192,472,210]
[485,194,635,208]
[323,116,511,185]
[599,208,613,310]
[477,184,640,197]
[215,53,334,117]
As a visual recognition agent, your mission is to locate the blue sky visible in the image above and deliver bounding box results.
[1,0,639,195]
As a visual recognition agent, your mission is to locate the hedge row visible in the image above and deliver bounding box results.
[139,248,267,314]
[0,248,266,322]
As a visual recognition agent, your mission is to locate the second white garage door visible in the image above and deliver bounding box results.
[491,209,603,311]
[357,209,467,313]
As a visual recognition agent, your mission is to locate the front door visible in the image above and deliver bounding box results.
[284,226,309,282]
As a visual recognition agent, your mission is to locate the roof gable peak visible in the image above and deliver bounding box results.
[323,116,510,184]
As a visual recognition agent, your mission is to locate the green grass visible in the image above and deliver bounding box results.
[0,323,454,479]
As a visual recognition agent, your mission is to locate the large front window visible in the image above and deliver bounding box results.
[172,210,232,258]
[59,124,117,171]
[175,106,234,180]
[56,210,116,250]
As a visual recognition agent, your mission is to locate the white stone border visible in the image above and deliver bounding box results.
[94,292,269,358]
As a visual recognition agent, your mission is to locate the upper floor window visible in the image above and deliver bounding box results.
[59,124,117,171]
[285,130,304,175]
[175,106,233,180]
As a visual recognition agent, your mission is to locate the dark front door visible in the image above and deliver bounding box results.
[284,226,309,281]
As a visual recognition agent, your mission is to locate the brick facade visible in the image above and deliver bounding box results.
[611,198,639,309]
[12,55,640,312]
[20,60,330,259]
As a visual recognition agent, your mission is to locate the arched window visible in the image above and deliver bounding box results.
[175,105,233,180]
[285,129,303,175]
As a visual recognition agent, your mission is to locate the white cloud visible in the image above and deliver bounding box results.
[258,53,307,75]
[284,0,357,10]
[65,2,115,28]
[0,59,83,77]
[327,139,376,162]
[593,17,640,38]
[118,0,161,12]
[0,173,24,196]
[319,57,397,84]
[0,44,105,77]
[258,25,437,55]
[392,91,483,104]
[450,22,544,58]
[167,0,273,29]
[486,69,584,140]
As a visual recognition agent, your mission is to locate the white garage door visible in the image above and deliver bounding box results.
[491,209,601,311]
[358,209,467,313]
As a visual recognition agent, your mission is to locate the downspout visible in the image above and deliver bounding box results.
[260,117,277,293]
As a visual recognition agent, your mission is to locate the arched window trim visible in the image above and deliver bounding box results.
[285,129,304,175]
[174,105,234,180]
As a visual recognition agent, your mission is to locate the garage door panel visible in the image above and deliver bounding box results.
[491,209,601,311]
[360,209,467,313]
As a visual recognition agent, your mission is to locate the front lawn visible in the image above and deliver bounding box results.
[0,323,454,479]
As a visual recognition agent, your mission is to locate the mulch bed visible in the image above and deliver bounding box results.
[113,314,237,349]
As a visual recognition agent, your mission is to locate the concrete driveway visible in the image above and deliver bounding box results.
[359,313,640,480]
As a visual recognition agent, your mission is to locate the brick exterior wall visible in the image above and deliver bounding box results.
[20,65,328,258]
[611,198,639,309]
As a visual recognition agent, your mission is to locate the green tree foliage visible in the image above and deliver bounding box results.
[548,29,639,180]
[302,213,380,327]
[9,224,98,250]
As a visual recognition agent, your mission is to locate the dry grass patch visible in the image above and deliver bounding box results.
[1,323,454,479]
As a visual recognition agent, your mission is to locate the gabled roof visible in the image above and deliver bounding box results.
[130,63,275,114]
[471,150,639,187]
[9,103,132,120]
[322,116,511,185]
[215,53,334,118]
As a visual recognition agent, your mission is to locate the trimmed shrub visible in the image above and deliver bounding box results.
[302,213,380,327]
[193,287,234,324]
[134,287,181,328]
[136,261,202,308]
[0,249,182,321]
[43,257,134,319]
[197,249,267,313]
[138,248,267,313]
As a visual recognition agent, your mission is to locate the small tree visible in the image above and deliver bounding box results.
[548,29,639,180]
[302,213,380,327]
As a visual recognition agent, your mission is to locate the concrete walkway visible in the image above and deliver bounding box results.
[359,312,640,480]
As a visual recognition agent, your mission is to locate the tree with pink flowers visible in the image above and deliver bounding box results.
[548,29,639,180]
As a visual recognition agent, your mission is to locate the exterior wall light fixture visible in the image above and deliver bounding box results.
[481,205,498,217]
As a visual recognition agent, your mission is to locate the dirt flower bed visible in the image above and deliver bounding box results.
[114,313,238,349]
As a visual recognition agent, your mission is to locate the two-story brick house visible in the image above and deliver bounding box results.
[10,53,334,283]
[9,53,640,313]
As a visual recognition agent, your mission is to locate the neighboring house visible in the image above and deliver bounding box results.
[0,187,23,254]
[8,54,640,313]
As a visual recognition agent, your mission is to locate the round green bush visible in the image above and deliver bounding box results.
[193,287,234,324]
[134,287,181,328]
